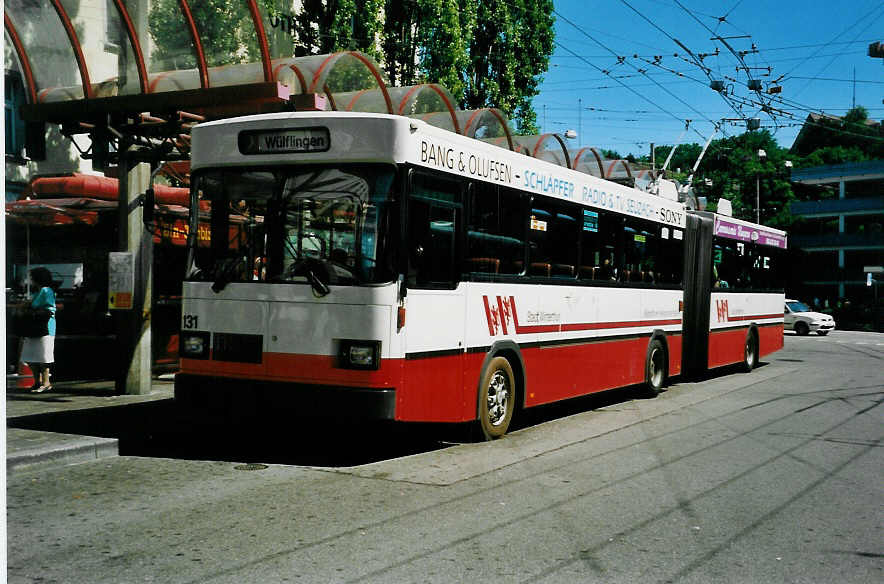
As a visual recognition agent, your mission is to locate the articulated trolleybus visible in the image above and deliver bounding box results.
[176,111,786,439]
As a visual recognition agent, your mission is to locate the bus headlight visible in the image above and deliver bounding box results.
[181,331,210,359]
[338,340,381,370]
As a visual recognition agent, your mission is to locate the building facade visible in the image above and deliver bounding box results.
[789,160,883,328]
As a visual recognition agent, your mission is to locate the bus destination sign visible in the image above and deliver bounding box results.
[238,127,330,155]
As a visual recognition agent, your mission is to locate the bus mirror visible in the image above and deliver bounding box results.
[398,275,407,299]
[142,187,155,224]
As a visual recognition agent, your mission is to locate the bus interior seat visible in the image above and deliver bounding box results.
[579,266,597,280]
[529,262,551,277]
[465,257,500,274]
[552,264,575,277]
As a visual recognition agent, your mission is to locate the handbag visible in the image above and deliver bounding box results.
[15,307,52,338]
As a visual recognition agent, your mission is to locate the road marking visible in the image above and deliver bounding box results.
[855,342,869,345]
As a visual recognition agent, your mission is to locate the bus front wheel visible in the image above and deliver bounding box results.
[478,356,515,440]
[644,339,666,397]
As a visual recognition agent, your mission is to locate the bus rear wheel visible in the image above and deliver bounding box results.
[742,332,758,372]
[478,356,515,440]
[644,339,666,397]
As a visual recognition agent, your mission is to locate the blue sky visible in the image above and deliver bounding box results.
[534,0,884,157]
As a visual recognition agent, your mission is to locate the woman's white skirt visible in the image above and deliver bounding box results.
[21,335,55,364]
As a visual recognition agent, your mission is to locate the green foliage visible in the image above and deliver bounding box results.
[792,106,884,160]
[149,0,256,69]
[463,0,555,132]
[380,0,553,132]
[144,1,553,132]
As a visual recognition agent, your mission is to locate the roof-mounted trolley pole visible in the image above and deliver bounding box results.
[679,123,719,206]
[662,120,692,173]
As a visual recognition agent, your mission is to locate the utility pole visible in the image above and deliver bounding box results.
[114,144,153,395]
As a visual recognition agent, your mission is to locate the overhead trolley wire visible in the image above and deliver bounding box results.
[788,3,884,99]
[616,0,748,127]
[553,8,721,137]
[777,1,884,84]
[671,0,784,130]
[550,38,689,124]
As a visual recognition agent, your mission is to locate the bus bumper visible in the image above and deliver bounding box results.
[174,373,397,420]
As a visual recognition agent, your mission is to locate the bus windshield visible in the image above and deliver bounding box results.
[191,165,396,287]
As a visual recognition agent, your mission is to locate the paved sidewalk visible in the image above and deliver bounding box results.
[6,376,174,475]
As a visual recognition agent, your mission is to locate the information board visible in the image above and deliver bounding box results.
[108,252,134,310]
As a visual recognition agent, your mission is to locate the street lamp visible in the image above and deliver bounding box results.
[756,148,766,223]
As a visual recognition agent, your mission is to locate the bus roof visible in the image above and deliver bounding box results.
[192,111,687,229]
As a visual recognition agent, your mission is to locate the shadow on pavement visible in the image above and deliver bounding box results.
[7,399,453,467]
[9,368,753,467]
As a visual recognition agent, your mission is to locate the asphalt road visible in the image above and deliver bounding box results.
[7,330,883,583]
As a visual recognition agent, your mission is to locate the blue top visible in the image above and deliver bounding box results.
[31,286,57,336]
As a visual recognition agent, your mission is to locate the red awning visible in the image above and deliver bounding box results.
[30,173,192,207]
[5,197,116,226]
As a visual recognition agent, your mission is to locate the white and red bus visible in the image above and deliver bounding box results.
[176,111,783,438]
[682,212,787,376]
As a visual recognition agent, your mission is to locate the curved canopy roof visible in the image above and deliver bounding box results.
[5,0,660,189]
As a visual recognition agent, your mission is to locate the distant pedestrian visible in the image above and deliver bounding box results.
[20,267,57,393]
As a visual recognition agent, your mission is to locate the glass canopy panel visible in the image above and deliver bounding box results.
[605,160,631,179]
[307,52,389,95]
[190,1,263,87]
[389,84,455,117]
[510,134,569,167]
[457,109,511,144]
[536,150,569,168]
[332,89,390,113]
[144,0,202,92]
[5,30,22,78]
[571,149,604,178]
[6,0,84,103]
[260,5,298,60]
[416,111,460,134]
[58,0,140,97]
[271,59,308,94]
[632,169,655,191]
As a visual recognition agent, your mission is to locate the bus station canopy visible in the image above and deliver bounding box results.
[4,0,656,179]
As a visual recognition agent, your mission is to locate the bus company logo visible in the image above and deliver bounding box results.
[483,295,516,336]
[715,299,729,323]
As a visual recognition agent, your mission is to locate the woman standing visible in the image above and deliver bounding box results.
[21,267,57,393]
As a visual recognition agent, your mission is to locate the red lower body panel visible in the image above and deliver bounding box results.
[759,324,784,357]
[708,327,748,369]
[405,334,683,421]
[183,334,685,424]
[708,323,784,369]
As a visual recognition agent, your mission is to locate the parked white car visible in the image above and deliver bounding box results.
[784,299,836,336]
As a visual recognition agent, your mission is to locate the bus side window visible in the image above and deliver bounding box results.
[407,173,462,289]
[465,183,526,275]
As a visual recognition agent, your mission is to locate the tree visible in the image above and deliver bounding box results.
[379,0,554,133]
[791,106,884,161]
[462,0,554,134]
[293,0,384,58]
[149,0,256,69]
[146,1,554,134]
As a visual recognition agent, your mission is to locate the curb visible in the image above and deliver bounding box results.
[7,428,119,475]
